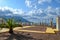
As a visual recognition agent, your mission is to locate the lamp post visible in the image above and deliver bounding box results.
[50,18,53,27]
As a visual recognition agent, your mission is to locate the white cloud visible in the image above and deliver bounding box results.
[56,8,60,15]
[45,6,58,17]
[25,9,36,16]
[25,0,32,7]
[25,0,52,9]
[23,8,47,21]
[26,9,43,15]
[12,9,24,15]
[38,0,52,4]
[0,6,60,23]
[24,0,60,18]
[5,14,13,16]
[38,0,45,4]
[25,0,52,7]
[44,6,52,16]
[0,6,13,11]
[37,9,43,13]
[0,6,24,15]
[23,6,60,22]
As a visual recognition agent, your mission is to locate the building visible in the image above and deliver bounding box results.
[0,18,3,24]
[0,18,6,25]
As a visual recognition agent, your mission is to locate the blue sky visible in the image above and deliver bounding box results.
[0,0,60,11]
[0,0,27,10]
[0,0,35,12]
[0,0,60,23]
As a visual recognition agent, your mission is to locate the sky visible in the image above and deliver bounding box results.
[0,0,60,23]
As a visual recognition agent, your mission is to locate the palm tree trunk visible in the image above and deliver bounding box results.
[9,26,13,34]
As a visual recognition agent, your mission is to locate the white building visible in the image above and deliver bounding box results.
[0,18,3,24]
[0,18,6,24]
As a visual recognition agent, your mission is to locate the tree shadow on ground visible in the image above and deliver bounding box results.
[5,33,36,40]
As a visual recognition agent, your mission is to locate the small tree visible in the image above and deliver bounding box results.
[6,18,14,34]
[6,18,22,34]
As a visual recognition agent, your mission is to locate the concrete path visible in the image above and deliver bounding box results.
[0,26,58,33]
[0,28,9,33]
[14,26,57,33]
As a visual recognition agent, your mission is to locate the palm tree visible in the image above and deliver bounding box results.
[6,18,14,34]
[6,18,22,34]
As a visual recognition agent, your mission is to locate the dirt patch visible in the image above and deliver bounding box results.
[0,31,60,40]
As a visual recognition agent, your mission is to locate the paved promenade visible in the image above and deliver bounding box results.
[0,26,58,33]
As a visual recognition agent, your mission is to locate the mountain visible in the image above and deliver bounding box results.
[0,15,30,23]
[0,9,30,23]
